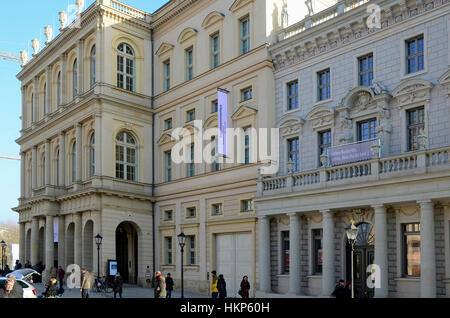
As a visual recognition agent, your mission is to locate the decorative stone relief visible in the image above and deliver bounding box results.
[393,79,434,109]
[306,105,335,131]
[277,115,305,138]
[438,70,450,96]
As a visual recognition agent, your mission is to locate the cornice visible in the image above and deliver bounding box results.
[151,0,200,30]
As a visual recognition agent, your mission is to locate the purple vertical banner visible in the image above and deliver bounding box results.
[54,217,59,243]
[218,89,228,157]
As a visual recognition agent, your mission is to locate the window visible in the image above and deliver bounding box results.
[313,229,323,274]
[188,236,196,265]
[164,118,173,130]
[117,43,135,92]
[212,203,222,216]
[165,151,172,182]
[240,16,250,55]
[243,127,251,164]
[358,118,377,141]
[41,157,45,186]
[402,223,420,276]
[211,33,220,69]
[187,143,195,177]
[318,69,331,101]
[241,199,253,212]
[185,47,194,81]
[211,136,220,172]
[287,81,299,110]
[164,210,173,221]
[359,54,373,86]
[211,100,218,113]
[165,237,173,265]
[406,35,424,74]
[56,149,60,186]
[89,133,95,177]
[282,231,290,274]
[287,138,299,172]
[57,71,62,106]
[90,45,96,88]
[319,130,331,166]
[241,87,253,102]
[115,131,137,181]
[186,109,195,122]
[71,141,76,183]
[31,93,35,123]
[73,59,78,98]
[186,207,196,218]
[407,107,425,151]
[43,83,47,115]
[163,60,170,91]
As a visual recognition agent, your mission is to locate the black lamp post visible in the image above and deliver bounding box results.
[177,232,186,298]
[95,234,103,284]
[345,221,359,299]
[1,240,6,271]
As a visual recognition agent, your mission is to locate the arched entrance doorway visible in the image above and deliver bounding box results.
[83,221,94,271]
[115,222,138,284]
[346,222,375,298]
[66,223,75,266]
[25,229,31,263]
[39,227,45,264]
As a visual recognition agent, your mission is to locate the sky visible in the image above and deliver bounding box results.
[0,0,168,223]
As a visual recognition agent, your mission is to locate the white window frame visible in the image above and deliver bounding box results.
[117,43,135,92]
[115,131,138,182]
[210,32,220,69]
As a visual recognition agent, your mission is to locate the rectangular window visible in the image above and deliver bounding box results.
[164,210,173,221]
[402,223,421,277]
[241,199,253,212]
[188,236,196,265]
[186,109,196,122]
[357,118,377,141]
[240,16,250,55]
[186,207,196,218]
[185,48,194,81]
[319,130,331,167]
[211,100,218,113]
[187,143,195,177]
[406,35,424,74]
[241,87,253,102]
[165,151,172,182]
[211,33,220,69]
[313,229,323,274]
[359,54,374,86]
[164,118,173,130]
[212,203,222,216]
[211,136,220,172]
[166,237,172,265]
[287,138,300,172]
[163,60,171,91]
[282,231,290,274]
[287,81,299,110]
[407,107,425,151]
[318,69,331,101]
[243,127,251,164]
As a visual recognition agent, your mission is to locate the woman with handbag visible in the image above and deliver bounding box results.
[240,276,250,299]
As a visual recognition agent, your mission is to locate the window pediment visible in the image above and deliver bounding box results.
[156,42,174,57]
[204,114,218,129]
[202,11,225,29]
[393,79,434,108]
[276,115,305,137]
[178,27,198,44]
[341,87,377,114]
[158,133,175,146]
[439,70,450,95]
[231,105,257,121]
[306,106,335,130]
[229,0,255,13]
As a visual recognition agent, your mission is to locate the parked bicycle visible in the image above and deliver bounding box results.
[94,276,113,293]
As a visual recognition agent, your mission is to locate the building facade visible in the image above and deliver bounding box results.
[256,0,450,298]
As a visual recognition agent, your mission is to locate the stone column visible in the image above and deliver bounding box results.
[31,147,37,192]
[199,198,207,284]
[258,215,271,293]
[419,200,436,298]
[19,222,26,264]
[59,132,65,186]
[45,65,52,114]
[77,39,84,95]
[45,140,51,186]
[94,114,102,176]
[373,204,389,298]
[322,209,335,296]
[92,212,101,277]
[60,53,68,105]
[31,217,39,266]
[21,86,26,129]
[20,152,25,199]
[288,213,301,295]
[58,216,65,270]
[74,214,82,267]
[33,76,39,122]
[95,15,104,85]
[45,215,54,272]
[75,124,82,182]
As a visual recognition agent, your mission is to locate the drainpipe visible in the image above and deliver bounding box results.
[151,27,156,289]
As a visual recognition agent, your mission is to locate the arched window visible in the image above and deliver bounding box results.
[73,59,78,98]
[56,149,60,185]
[31,93,34,123]
[89,133,95,177]
[117,43,135,92]
[57,71,62,106]
[71,141,76,183]
[43,83,47,115]
[90,45,96,88]
[115,131,137,181]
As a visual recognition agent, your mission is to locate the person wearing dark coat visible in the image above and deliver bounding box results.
[165,273,174,298]
[240,276,250,299]
[14,260,22,270]
[331,280,350,298]
[24,260,32,269]
[217,274,227,299]
[113,273,124,298]
[43,279,59,298]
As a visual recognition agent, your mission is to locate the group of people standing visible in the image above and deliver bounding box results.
[210,271,251,299]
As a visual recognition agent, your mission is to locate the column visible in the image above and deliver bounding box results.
[75,124,82,182]
[419,200,436,298]
[31,147,37,192]
[322,209,335,296]
[60,53,68,105]
[20,152,25,198]
[21,86,26,130]
[92,212,101,277]
[45,215,54,270]
[45,65,52,114]
[258,215,271,293]
[94,114,102,176]
[77,39,84,95]
[288,213,301,295]
[59,132,65,186]
[373,205,389,298]
[45,140,51,186]
[31,217,39,266]
[95,15,104,85]
[19,222,26,264]
[199,198,207,283]
[58,216,65,270]
[74,214,82,267]
[33,76,39,122]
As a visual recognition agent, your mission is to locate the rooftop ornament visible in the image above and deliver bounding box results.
[44,26,53,45]
[59,11,68,30]
[31,39,40,56]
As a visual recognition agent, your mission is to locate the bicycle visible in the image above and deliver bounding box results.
[94,276,113,293]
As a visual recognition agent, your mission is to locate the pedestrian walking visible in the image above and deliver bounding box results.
[165,273,174,298]
[43,278,59,298]
[154,271,166,298]
[211,270,219,299]
[57,266,65,289]
[217,274,227,299]
[80,268,93,299]
[113,272,124,299]
[0,276,23,298]
[331,279,350,298]
[239,276,250,298]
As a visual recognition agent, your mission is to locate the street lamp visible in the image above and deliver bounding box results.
[95,234,103,286]
[1,240,6,272]
[346,221,359,299]
[177,232,186,298]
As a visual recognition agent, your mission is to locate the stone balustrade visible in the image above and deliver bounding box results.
[110,0,147,20]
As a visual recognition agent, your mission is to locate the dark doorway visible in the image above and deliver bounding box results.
[346,222,375,298]
[115,222,138,284]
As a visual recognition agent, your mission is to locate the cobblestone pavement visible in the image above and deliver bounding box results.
[34,283,210,299]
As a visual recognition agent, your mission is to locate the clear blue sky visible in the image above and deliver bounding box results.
[0,0,168,223]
